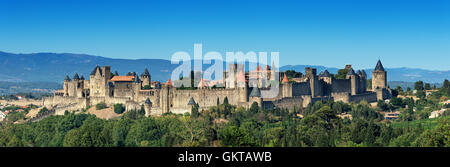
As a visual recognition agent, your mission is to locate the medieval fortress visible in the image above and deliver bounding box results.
[43,60,392,116]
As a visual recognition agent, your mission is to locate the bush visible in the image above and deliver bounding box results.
[96,102,107,110]
[38,107,49,114]
[142,85,152,90]
[114,103,125,114]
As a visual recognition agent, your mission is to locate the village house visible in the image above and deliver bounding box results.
[384,111,400,120]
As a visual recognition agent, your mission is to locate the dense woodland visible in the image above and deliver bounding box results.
[0,79,449,147]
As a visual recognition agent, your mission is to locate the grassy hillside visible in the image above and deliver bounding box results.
[391,115,450,130]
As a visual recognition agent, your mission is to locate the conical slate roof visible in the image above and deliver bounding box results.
[347,68,356,75]
[155,82,161,89]
[357,70,362,75]
[80,75,85,80]
[145,98,152,105]
[106,82,114,87]
[73,73,80,80]
[113,71,119,76]
[322,70,331,77]
[361,70,367,77]
[187,97,196,105]
[141,68,150,77]
[374,60,385,71]
[249,87,261,97]
[90,65,102,75]
[64,75,71,81]
[134,75,140,82]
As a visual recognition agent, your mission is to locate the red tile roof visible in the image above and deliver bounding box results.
[282,73,289,83]
[166,78,173,86]
[110,76,135,82]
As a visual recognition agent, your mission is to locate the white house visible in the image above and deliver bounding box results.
[0,111,6,120]
[429,109,446,119]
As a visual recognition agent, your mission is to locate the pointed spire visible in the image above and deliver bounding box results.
[73,73,80,80]
[64,75,71,81]
[347,68,356,75]
[141,68,150,77]
[80,75,85,80]
[282,73,289,83]
[357,70,362,75]
[113,71,119,76]
[249,86,261,97]
[155,82,161,89]
[90,65,102,76]
[323,70,331,77]
[361,70,367,77]
[198,78,207,88]
[375,59,385,71]
[134,75,140,82]
[187,97,196,105]
[145,98,152,105]
[237,70,246,82]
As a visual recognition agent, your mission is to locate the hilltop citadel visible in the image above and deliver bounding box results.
[43,60,392,116]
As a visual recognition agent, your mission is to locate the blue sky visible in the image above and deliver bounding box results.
[0,0,449,70]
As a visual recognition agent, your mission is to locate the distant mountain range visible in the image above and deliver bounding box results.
[0,51,448,84]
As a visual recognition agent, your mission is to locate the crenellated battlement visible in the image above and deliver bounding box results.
[50,60,391,116]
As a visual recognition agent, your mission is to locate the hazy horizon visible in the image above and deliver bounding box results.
[1,0,449,70]
[0,50,448,71]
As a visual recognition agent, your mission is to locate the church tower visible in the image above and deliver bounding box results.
[372,60,387,90]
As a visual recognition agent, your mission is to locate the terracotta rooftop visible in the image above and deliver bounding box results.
[282,73,289,83]
[166,78,173,86]
[198,78,207,88]
[110,76,135,82]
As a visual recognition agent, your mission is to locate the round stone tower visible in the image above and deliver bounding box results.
[140,68,151,88]
[249,86,262,108]
[346,68,359,95]
[372,60,387,90]
[237,70,248,103]
[63,75,71,96]
[144,98,152,117]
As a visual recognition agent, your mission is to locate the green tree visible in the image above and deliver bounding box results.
[424,83,431,90]
[335,69,349,79]
[218,125,257,147]
[114,103,125,114]
[142,85,152,90]
[96,102,107,110]
[250,102,259,113]
[38,107,48,114]
[416,90,426,99]
[414,119,450,147]
[414,81,424,91]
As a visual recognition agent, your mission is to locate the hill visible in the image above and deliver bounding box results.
[0,51,448,83]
